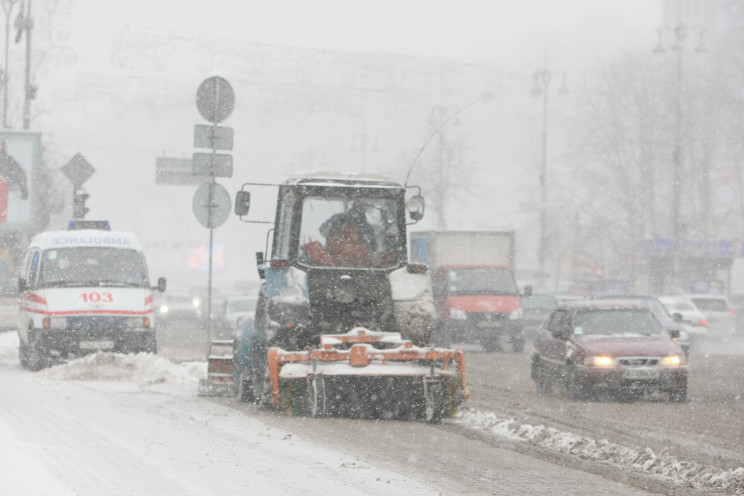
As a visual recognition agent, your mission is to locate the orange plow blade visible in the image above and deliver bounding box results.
[267,327,469,422]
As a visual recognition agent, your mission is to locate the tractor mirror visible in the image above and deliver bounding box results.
[406,195,425,221]
[234,191,251,216]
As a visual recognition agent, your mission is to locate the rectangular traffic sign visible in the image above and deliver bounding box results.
[192,152,233,178]
[155,157,208,186]
[194,124,233,151]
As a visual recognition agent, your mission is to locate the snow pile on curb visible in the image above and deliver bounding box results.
[457,407,744,494]
[36,351,206,388]
[0,331,17,363]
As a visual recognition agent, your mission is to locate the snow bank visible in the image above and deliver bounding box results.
[457,407,744,495]
[35,351,206,390]
[0,331,17,363]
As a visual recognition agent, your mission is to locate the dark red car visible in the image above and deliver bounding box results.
[530,300,688,401]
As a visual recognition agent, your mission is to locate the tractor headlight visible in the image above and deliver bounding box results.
[159,304,169,315]
[509,308,524,320]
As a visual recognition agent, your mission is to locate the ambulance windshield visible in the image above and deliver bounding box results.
[38,247,149,288]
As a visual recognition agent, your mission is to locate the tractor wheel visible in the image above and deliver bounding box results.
[424,379,445,423]
[236,371,253,402]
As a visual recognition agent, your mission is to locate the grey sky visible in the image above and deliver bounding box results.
[34,1,665,290]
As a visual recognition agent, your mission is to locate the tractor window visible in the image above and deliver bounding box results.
[298,196,398,268]
[274,195,294,260]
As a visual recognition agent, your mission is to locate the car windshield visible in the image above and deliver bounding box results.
[226,298,256,313]
[645,298,672,319]
[666,300,694,311]
[298,195,399,269]
[573,308,664,336]
[38,247,149,288]
[446,267,518,296]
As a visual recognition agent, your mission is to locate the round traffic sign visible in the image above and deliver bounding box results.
[192,182,231,228]
[196,76,235,123]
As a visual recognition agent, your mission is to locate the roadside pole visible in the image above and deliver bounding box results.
[192,76,235,347]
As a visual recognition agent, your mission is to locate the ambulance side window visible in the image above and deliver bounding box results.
[27,251,40,289]
[140,253,150,285]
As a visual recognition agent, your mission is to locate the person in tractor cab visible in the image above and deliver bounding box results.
[319,202,377,266]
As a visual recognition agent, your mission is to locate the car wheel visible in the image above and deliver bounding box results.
[565,366,587,401]
[669,387,687,402]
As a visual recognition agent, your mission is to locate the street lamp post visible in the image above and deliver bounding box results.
[0,0,19,129]
[531,66,567,287]
[655,23,706,291]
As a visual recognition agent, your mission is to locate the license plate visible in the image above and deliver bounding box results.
[476,321,501,328]
[79,340,114,350]
[623,369,659,380]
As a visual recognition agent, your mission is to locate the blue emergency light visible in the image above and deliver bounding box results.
[67,219,111,231]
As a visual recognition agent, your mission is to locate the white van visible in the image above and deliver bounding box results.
[17,222,166,370]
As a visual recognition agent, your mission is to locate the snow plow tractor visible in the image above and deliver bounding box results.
[199,172,469,421]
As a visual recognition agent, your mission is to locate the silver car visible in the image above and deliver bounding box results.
[665,294,735,339]
[658,296,710,340]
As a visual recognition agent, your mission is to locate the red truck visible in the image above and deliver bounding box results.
[410,231,530,352]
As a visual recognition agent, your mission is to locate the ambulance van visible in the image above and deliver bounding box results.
[17,221,166,370]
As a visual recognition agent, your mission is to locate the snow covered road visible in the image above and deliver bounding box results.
[0,332,438,495]
[0,330,722,495]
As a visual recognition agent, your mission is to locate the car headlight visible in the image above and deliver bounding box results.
[661,355,683,366]
[159,305,169,314]
[449,308,467,321]
[586,355,616,367]
[509,308,524,320]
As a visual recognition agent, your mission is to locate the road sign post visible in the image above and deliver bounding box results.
[192,76,236,347]
[61,153,96,219]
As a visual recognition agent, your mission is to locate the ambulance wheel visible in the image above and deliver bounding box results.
[28,337,50,371]
[18,341,29,368]
[140,334,158,354]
